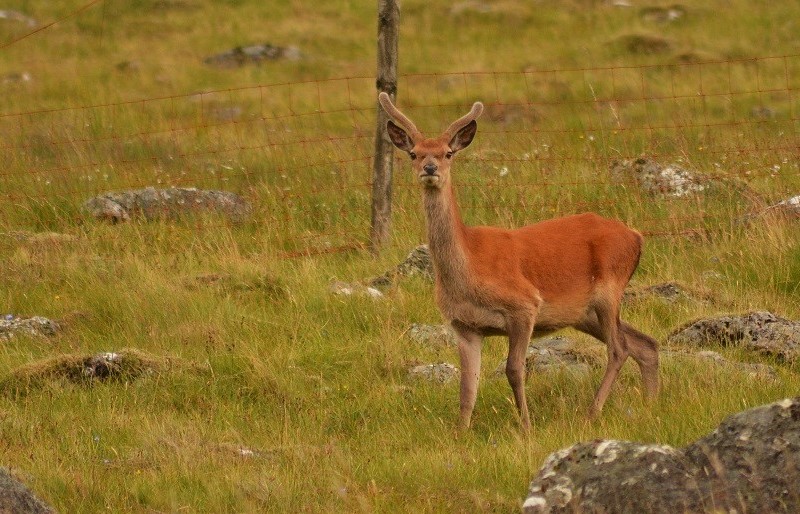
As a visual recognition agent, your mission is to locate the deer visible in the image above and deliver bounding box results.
[378,92,660,431]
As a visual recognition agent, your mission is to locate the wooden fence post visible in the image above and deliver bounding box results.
[370,0,399,254]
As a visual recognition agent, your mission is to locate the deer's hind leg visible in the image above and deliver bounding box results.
[576,302,628,418]
[621,322,660,400]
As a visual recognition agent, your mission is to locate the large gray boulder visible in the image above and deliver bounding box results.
[524,397,800,513]
[83,187,251,223]
[667,311,800,361]
[0,467,55,514]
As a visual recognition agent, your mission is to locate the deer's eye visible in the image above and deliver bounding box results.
[409,152,417,160]
[446,151,453,159]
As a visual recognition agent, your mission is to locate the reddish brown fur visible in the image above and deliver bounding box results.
[379,92,659,430]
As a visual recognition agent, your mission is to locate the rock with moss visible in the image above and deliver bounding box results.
[0,349,204,396]
[0,467,55,514]
[524,397,800,513]
[83,187,251,223]
[667,311,800,361]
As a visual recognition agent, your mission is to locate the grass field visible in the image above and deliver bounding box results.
[1,1,800,512]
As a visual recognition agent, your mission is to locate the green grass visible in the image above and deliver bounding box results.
[2,0,800,512]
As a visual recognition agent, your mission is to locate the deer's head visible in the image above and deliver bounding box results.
[379,92,483,190]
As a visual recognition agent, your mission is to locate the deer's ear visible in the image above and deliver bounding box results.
[448,120,477,153]
[386,120,415,153]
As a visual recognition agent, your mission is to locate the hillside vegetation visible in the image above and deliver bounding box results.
[1,1,799,512]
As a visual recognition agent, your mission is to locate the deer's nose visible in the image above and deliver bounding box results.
[423,163,438,175]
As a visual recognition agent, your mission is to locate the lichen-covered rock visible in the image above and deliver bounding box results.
[494,336,598,378]
[524,397,800,513]
[684,398,800,513]
[0,316,60,340]
[204,44,301,68]
[0,467,55,514]
[667,311,800,361]
[524,441,698,513]
[83,187,251,223]
[408,363,459,384]
[611,157,705,197]
[370,245,434,287]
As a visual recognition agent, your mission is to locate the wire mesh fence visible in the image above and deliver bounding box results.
[2,53,798,256]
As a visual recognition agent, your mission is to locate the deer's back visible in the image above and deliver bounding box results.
[464,213,642,304]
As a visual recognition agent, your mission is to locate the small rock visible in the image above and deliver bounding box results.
[0,316,60,340]
[83,187,251,223]
[1,71,31,84]
[611,157,706,197]
[0,9,37,27]
[0,467,55,514]
[494,336,597,378]
[667,311,800,361]
[329,281,383,299]
[624,281,710,304]
[611,33,673,55]
[751,105,776,120]
[406,323,456,347]
[369,245,433,287]
[640,5,686,23]
[759,194,800,220]
[83,353,123,379]
[204,44,302,68]
[408,363,459,384]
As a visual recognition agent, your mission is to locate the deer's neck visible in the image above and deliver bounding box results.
[423,183,470,287]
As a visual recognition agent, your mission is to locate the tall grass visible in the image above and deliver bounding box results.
[1,0,800,511]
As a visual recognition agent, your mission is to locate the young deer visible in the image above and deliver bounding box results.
[378,92,659,430]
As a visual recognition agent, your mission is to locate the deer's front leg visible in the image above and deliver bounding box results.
[506,315,536,431]
[453,323,483,431]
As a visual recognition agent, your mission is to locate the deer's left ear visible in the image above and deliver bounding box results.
[386,120,415,153]
[448,120,477,153]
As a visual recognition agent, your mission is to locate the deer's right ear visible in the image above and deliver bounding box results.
[386,120,415,153]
